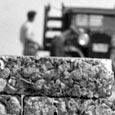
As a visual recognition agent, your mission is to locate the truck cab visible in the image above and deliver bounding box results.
[43,4,115,58]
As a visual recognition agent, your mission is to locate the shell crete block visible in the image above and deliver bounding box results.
[0,56,114,98]
[0,95,21,115]
[24,96,115,115]
[0,56,114,115]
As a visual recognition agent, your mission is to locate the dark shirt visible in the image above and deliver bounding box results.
[51,28,79,57]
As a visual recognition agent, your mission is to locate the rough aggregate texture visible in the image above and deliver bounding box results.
[0,56,114,115]
[24,96,115,115]
[0,56,114,98]
[0,95,21,115]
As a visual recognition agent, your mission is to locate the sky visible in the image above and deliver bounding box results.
[0,0,115,55]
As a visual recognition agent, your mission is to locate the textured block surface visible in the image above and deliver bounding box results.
[24,96,115,115]
[0,95,21,115]
[0,56,114,98]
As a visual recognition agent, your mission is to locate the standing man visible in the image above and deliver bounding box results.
[20,11,39,56]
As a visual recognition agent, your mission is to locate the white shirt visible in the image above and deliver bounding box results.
[20,21,36,45]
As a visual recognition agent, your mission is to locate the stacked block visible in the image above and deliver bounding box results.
[0,56,114,115]
[0,95,21,115]
[24,97,115,115]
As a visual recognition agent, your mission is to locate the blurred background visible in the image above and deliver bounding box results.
[1,0,115,56]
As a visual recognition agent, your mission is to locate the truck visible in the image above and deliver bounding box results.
[43,4,115,58]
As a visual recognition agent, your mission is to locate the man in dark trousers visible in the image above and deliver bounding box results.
[20,11,39,56]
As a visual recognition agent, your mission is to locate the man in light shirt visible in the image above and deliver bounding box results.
[20,11,39,56]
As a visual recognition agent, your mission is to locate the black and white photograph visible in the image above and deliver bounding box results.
[0,0,115,115]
